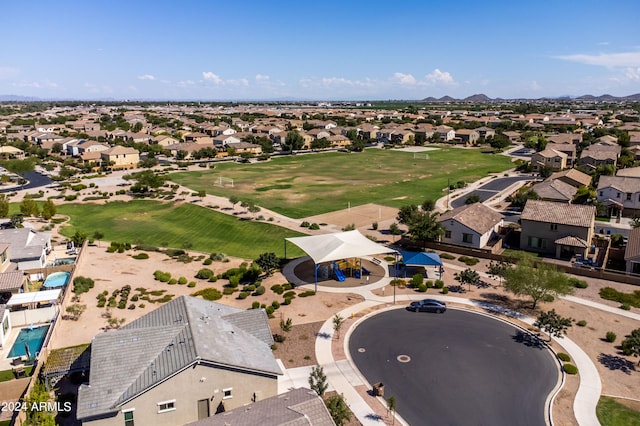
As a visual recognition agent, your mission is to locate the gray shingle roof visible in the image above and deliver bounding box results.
[0,270,26,292]
[0,228,50,262]
[531,179,577,202]
[187,388,336,426]
[77,296,281,420]
[598,175,640,193]
[521,200,595,228]
[625,227,640,261]
[437,203,503,235]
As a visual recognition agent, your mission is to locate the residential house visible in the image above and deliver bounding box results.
[100,146,140,169]
[629,131,640,147]
[327,134,351,147]
[546,143,577,167]
[76,296,281,426]
[531,148,567,172]
[0,270,30,299]
[617,166,640,178]
[579,143,620,169]
[437,203,504,249]
[475,126,496,139]
[187,388,335,426]
[596,175,640,217]
[520,200,595,259]
[624,227,640,275]
[434,125,456,141]
[531,179,577,203]
[454,129,480,145]
[226,141,262,155]
[547,133,582,145]
[0,146,24,159]
[307,128,331,140]
[0,229,51,270]
[503,131,522,142]
[548,168,592,188]
[357,124,379,140]
[185,133,213,145]
[153,135,181,147]
[390,129,415,144]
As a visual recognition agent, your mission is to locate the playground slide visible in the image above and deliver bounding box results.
[361,266,371,276]
[332,263,346,282]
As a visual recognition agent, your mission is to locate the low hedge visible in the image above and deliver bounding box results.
[563,364,578,375]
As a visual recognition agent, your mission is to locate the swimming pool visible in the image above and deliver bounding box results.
[7,325,50,358]
[43,271,71,289]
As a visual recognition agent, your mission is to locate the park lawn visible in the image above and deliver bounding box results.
[597,396,640,426]
[56,201,305,259]
[170,147,514,218]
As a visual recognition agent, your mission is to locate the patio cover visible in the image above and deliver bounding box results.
[7,289,61,306]
[400,251,443,267]
[286,230,396,263]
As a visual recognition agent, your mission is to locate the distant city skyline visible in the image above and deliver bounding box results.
[2,0,640,101]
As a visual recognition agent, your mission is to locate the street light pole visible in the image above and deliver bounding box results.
[394,251,398,305]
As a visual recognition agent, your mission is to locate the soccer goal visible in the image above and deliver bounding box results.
[413,153,430,160]
[214,176,234,187]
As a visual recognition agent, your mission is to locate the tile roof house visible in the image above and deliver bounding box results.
[520,200,595,259]
[624,227,640,275]
[579,144,619,169]
[437,203,504,249]
[77,296,281,426]
[531,179,577,203]
[187,388,335,426]
[546,143,577,167]
[596,175,640,217]
[548,168,592,188]
[100,146,140,169]
[531,148,567,172]
[0,229,51,270]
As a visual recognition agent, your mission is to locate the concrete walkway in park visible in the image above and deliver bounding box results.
[303,258,604,426]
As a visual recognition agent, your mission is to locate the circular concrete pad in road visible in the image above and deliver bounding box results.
[349,309,560,426]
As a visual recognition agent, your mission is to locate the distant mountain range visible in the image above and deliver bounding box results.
[1,93,640,103]
[422,93,640,103]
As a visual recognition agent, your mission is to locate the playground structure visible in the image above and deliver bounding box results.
[331,259,371,282]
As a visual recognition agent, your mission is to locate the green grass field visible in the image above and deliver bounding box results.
[56,201,305,259]
[597,396,640,426]
[170,148,514,218]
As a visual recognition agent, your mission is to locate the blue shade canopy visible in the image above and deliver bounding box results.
[400,251,443,267]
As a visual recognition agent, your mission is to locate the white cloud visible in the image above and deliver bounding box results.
[202,71,223,84]
[255,74,270,81]
[425,69,455,85]
[138,74,156,81]
[177,80,196,87]
[0,66,19,79]
[12,79,58,89]
[555,51,640,68]
[393,72,417,85]
[625,67,640,81]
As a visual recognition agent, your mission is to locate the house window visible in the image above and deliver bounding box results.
[616,192,620,198]
[444,230,452,239]
[527,236,547,249]
[222,388,233,400]
[123,409,134,426]
[157,400,175,413]
[599,191,603,197]
[627,193,632,201]
[462,233,473,244]
[550,224,558,231]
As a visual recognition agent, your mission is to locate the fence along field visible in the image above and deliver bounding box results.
[170,147,514,218]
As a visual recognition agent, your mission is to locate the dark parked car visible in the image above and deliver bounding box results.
[408,299,446,313]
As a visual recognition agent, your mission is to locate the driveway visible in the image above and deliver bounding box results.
[0,171,52,193]
[450,175,533,208]
[348,309,559,426]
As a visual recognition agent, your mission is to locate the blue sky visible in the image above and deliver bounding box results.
[2,0,639,101]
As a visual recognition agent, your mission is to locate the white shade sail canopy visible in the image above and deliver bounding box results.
[286,230,396,264]
[8,289,61,306]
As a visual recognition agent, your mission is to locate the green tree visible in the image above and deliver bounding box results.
[125,170,166,192]
[421,199,436,212]
[486,260,510,285]
[389,222,402,242]
[65,303,87,320]
[572,185,596,204]
[283,131,305,151]
[20,198,40,217]
[229,195,240,209]
[631,217,640,229]
[1,158,36,182]
[132,122,144,133]
[621,329,640,365]
[41,199,56,220]
[93,231,104,247]
[71,230,88,246]
[457,268,480,291]
[503,256,574,309]
[534,309,574,341]
[308,365,328,397]
[0,195,8,218]
[405,210,444,248]
[254,252,280,275]
[333,314,345,340]
[24,380,57,425]
[325,394,351,426]
[386,395,397,425]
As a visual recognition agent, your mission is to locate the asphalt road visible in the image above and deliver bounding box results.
[348,309,559,426]
[0,171,52,193]
[450,175,533,208]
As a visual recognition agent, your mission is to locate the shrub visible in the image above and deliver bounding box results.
[191,288,222,301]
[72,276,95,295]
[244,284,256,293]
[309,223,320,230]
[282,283,294,291]
[300,221,310,228]
[118,300,127,309]
[178,277,187,285]
[417,283,428,292]
[164,248,186,257]
[434,280,444,289]
[272,300,280,309]
[228,275,240,288]
[195,268,215,280]
[128,304,136,310]
[131,295,139,302]
[557,352,571,362]
[97,299,106,308]
[283,290,296,299]
[265,306,275,316]
[440,253,456,260]
[132,252,149,260]
[372,222,378,230]
[299,291,316,297]
[223,287,236,295]
[605,331,617,343]
[442,286,449,294]
[187,282,196,288]
[153,270,172,282]
[271,284,284,294]
[238,292,249,300]
[425,280,433,288]
[253,285,266,296]
[203,258,213,265]
[569,278,588,289]
[273,333,286,343]
[563,364,578,375]
[576,320,587,327]
[620,304,631,311]
[410,273,424,288]
[282,297,292,305]
[252,301,260,309]
[168,278,177,285]
[458,256,479,266]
